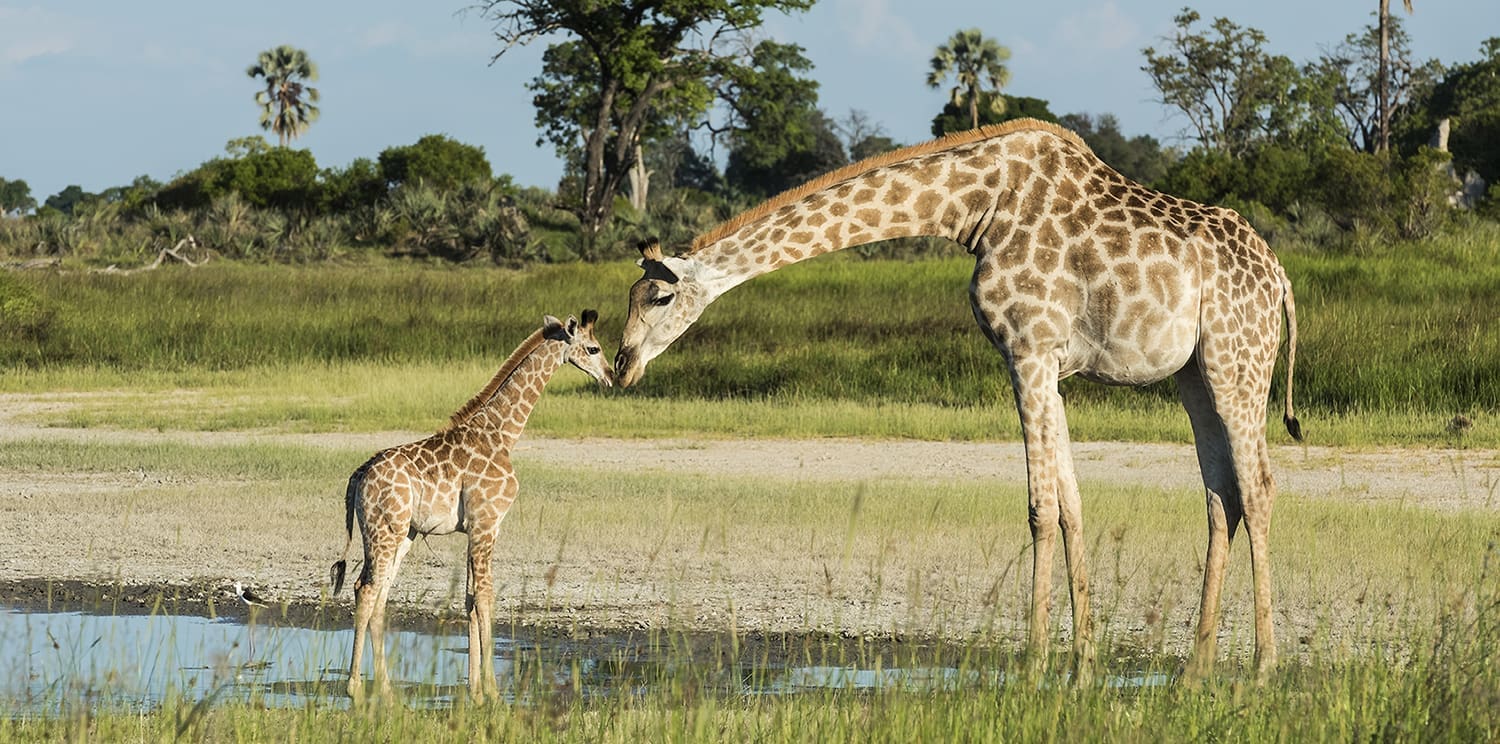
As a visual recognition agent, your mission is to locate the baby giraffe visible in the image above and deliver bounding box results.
[331,310,613,703]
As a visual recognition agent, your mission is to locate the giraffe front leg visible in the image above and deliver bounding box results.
[1188,486,1239,680]
[1010,355,1064,677]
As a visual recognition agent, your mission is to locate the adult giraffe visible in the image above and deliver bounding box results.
[614,119,1301,680]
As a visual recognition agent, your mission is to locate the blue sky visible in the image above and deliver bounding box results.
[2,1,1496,203]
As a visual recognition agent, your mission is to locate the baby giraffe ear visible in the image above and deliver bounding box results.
[581,308,599,328]
[542,314,569,340]
[566,315,579,335]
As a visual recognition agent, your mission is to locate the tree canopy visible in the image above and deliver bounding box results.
[0,178,34,216]
[247,45,321,147]
[1142,10,1312,156]
[927,28,1011,132]
[473,0,814,256]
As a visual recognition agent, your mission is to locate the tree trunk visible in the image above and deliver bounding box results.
[626,140,650,212]
[1376,0,1391,153]
[968,89,980,130]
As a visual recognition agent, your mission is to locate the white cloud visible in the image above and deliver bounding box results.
[1057,0,1140,54]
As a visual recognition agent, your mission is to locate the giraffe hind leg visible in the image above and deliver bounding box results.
[1052,404,1094,683]
[1176,361,1242,680]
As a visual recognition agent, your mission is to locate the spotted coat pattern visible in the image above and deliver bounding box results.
[617,119,1301,680]
[335,313,613,702]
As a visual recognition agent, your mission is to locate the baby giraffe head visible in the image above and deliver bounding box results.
[544,309,614,387]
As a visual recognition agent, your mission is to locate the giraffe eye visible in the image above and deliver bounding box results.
[586,346,601,355]
[650,293,674,307]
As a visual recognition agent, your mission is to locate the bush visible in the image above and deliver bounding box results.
[0,272,55,345]
[378,135,493,192]
[224,148,321,210]
[378,181,533,264]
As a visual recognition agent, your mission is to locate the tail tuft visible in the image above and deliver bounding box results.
[331,560,347,595]
[1284,414,1303,443]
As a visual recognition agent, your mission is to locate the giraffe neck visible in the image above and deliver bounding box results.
[685,127,1073,299]
[450,339,566,455]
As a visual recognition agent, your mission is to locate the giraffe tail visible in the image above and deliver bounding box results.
[1280,271,1303,442]
[330,468,360,595]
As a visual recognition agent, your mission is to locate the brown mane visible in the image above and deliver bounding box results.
[440,327,548,433]
[690,118,1088,253]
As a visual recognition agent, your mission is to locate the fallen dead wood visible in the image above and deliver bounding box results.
[90,236,209,275]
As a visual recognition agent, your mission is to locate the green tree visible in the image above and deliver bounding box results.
[714,41,826,178]
[1142,10,1307,156]
[1398,37,1500,187]
[1058,113,1173,186]
[474,0,814,258]
[725,109,845,198]
[0,178,35,215]
[322,158,387,212]
[930,92,1056,137]
[378,135,493,192]
[1309,14,1437,152]
[43,185,97,216]
[225,148,320,209]
[926,28,1011,131]
[246,45,321,147]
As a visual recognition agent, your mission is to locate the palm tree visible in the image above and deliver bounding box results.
[926,29,1011,131]
[246,45,321,147]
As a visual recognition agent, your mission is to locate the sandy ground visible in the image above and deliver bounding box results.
[2,392,1497,658]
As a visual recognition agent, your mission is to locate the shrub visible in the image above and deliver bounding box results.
[378,135,493,192]
[0,272,55,345]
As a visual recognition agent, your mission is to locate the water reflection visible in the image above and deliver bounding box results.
[0,606,1168,712]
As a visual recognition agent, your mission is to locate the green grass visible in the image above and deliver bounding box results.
[2,225,1497,446]
[2,362,1491,447]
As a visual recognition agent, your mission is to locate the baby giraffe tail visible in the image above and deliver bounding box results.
[330,469,361,595]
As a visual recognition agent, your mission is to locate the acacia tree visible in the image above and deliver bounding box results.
[474,0,813,258]
[1142,10,1306,156]
[926,28,1011,131]
[246,45,321,147]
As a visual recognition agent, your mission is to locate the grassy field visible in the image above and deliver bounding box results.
[1,228,1497,739]
[1,223,1497,446]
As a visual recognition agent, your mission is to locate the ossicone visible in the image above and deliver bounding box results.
[637,238,664,262]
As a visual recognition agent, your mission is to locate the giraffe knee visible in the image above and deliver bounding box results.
[1029,501,1060,531]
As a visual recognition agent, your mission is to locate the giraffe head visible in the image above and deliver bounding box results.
[615,239,712,388]
[545,309,614,387]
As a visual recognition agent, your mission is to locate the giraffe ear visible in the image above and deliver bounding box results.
[566,316,579,335]
[542,315,569,340]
